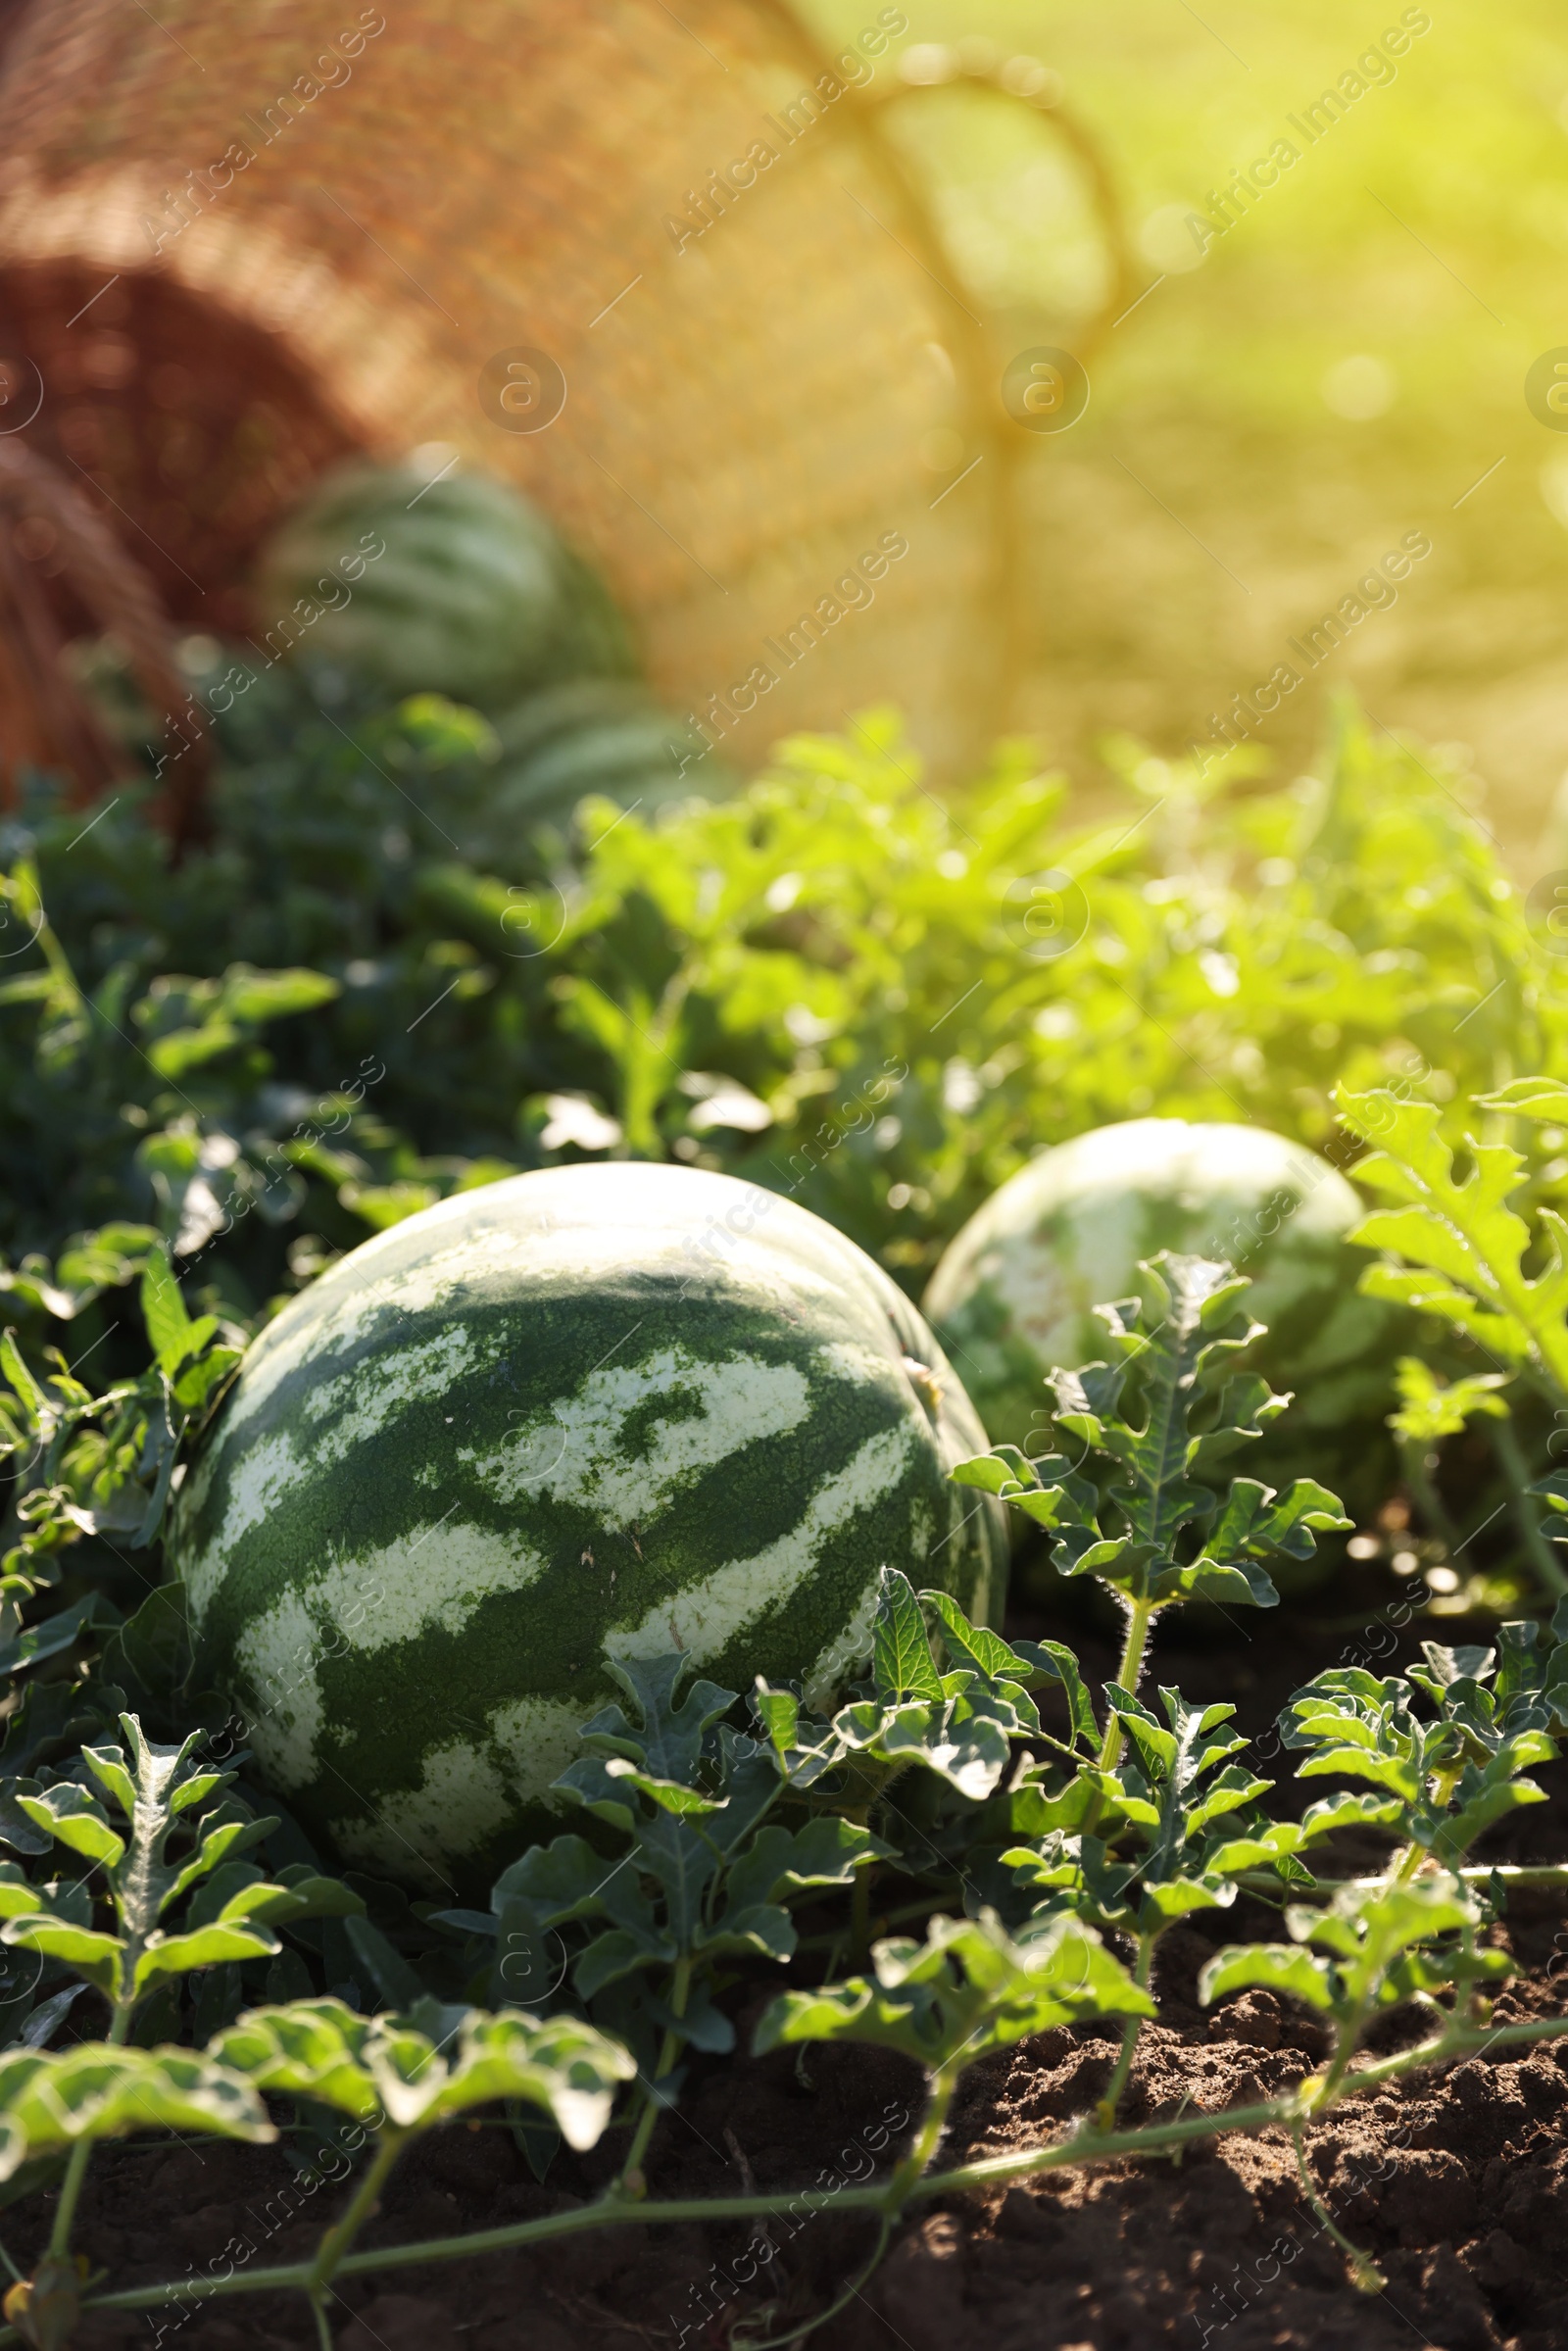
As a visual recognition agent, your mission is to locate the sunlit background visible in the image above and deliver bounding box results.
[812,0,1568,864]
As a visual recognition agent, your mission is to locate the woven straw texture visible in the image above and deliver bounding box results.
[0,0,994,768]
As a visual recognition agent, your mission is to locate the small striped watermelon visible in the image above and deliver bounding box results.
[171,1166,1005,1891]
[923,1118,1409,1519]
[258,462,636,710]
[481,680,721,841]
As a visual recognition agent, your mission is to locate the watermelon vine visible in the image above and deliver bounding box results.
[0,1231,1557,2342]
[0,710,1567,2343]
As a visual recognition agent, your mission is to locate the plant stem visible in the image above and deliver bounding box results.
[884,2069,956,2207]
[1289,2123,1384,2292]
[1235,1861,1568,1900]
[1491,1413,1568,1598]
[74,2014,1568,2327]
[1099,1597,1156,1770]
[618,1956,692,2190]
[1397,1438,1462,1554]
[850,1860,873,1971]
[1096,1931,1156,2129]
[305,2130,406,2298]
[739,2216,894,2351]
[47,1998,132,2261]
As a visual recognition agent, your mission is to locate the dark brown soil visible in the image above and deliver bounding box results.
[13,1586,1568,2351]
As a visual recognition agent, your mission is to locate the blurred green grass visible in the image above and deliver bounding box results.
[813,0,1568,861]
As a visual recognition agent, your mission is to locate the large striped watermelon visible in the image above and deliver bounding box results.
[170,1167,1005,1891]
[923,1118,1409,1520]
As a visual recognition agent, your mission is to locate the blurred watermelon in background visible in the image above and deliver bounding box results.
[255,459,718,845]
[924,1117,1413,1523]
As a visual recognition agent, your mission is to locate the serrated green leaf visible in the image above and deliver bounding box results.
[581,1654,735,1788]
[492,1836,614,1926]
[753,1682,799,1759]
[1296,1745,1421,1799]
[131,1920,280,1993]
[1475,1078,1568,1121]
[1336,1087,1568,1395]
[0,1592,114,1681]
[955,1253,1342,1618]
[601,1758,728,1817]
[1200,1942,1337,2012]
[0,2043,270,2177]
[873,1567,943,1703]
[1,1918,122,1994]
[1389,1357,1510,1444]
[1010,1638,1101,1748]
[139,1247,192,1370]
[15,1785,123,1870]
[754,1912,1152,2076]
[217,1995,636,2147]
[919,1588,1028,1683]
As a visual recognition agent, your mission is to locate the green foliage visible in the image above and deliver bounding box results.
[0,2039,270,2180]
[1279,1625,1567,1866]
[1336,1085,1568,1390]
[479,1652,884,2088]
[212,1995,635,2150]
[0,1714,361,2028]
[0,1533,1552,2330]
[1200,1876,1511,2032]
[5,697,1566,1336]
[823,1567,1054,1802]
[1007,1685,1279,1933]
[754,1909,1152,2076]
[0,705,1565,2329]
[953,1253,1349,1612]
[1388,1357,1509,1445]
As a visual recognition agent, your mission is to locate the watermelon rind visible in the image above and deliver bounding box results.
[257,461,636,710]
[171,1166,1005,1891]
[481,681,719,839]
[923,1117,1410,1516]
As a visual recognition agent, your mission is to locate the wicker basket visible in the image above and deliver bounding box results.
[0,0,1130,779]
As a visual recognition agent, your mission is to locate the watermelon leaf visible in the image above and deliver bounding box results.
[0,1714,359,2027]
[512,1652,898,2131]
[0,2041,271,2182]
[1202,1875,1503,2035]
[1276,1614,1565,1869]
[210,1995,634,2150]
[584,1654,736,1788]
[754,1911,1152,2078]
[1474,1077,1568,1122]
[1335,1084,1568,1392]
[873,1568,944,1703]
[822,1575,1046,1802]
[1005,1684,1279,1940]
[1388,1356,1510,1445]
[950,1253,1348,1620]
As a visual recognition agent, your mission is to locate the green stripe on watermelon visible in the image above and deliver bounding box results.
[171,1167,1005,1893]
[923,1117,1413,1527]
[258,462,636,710]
